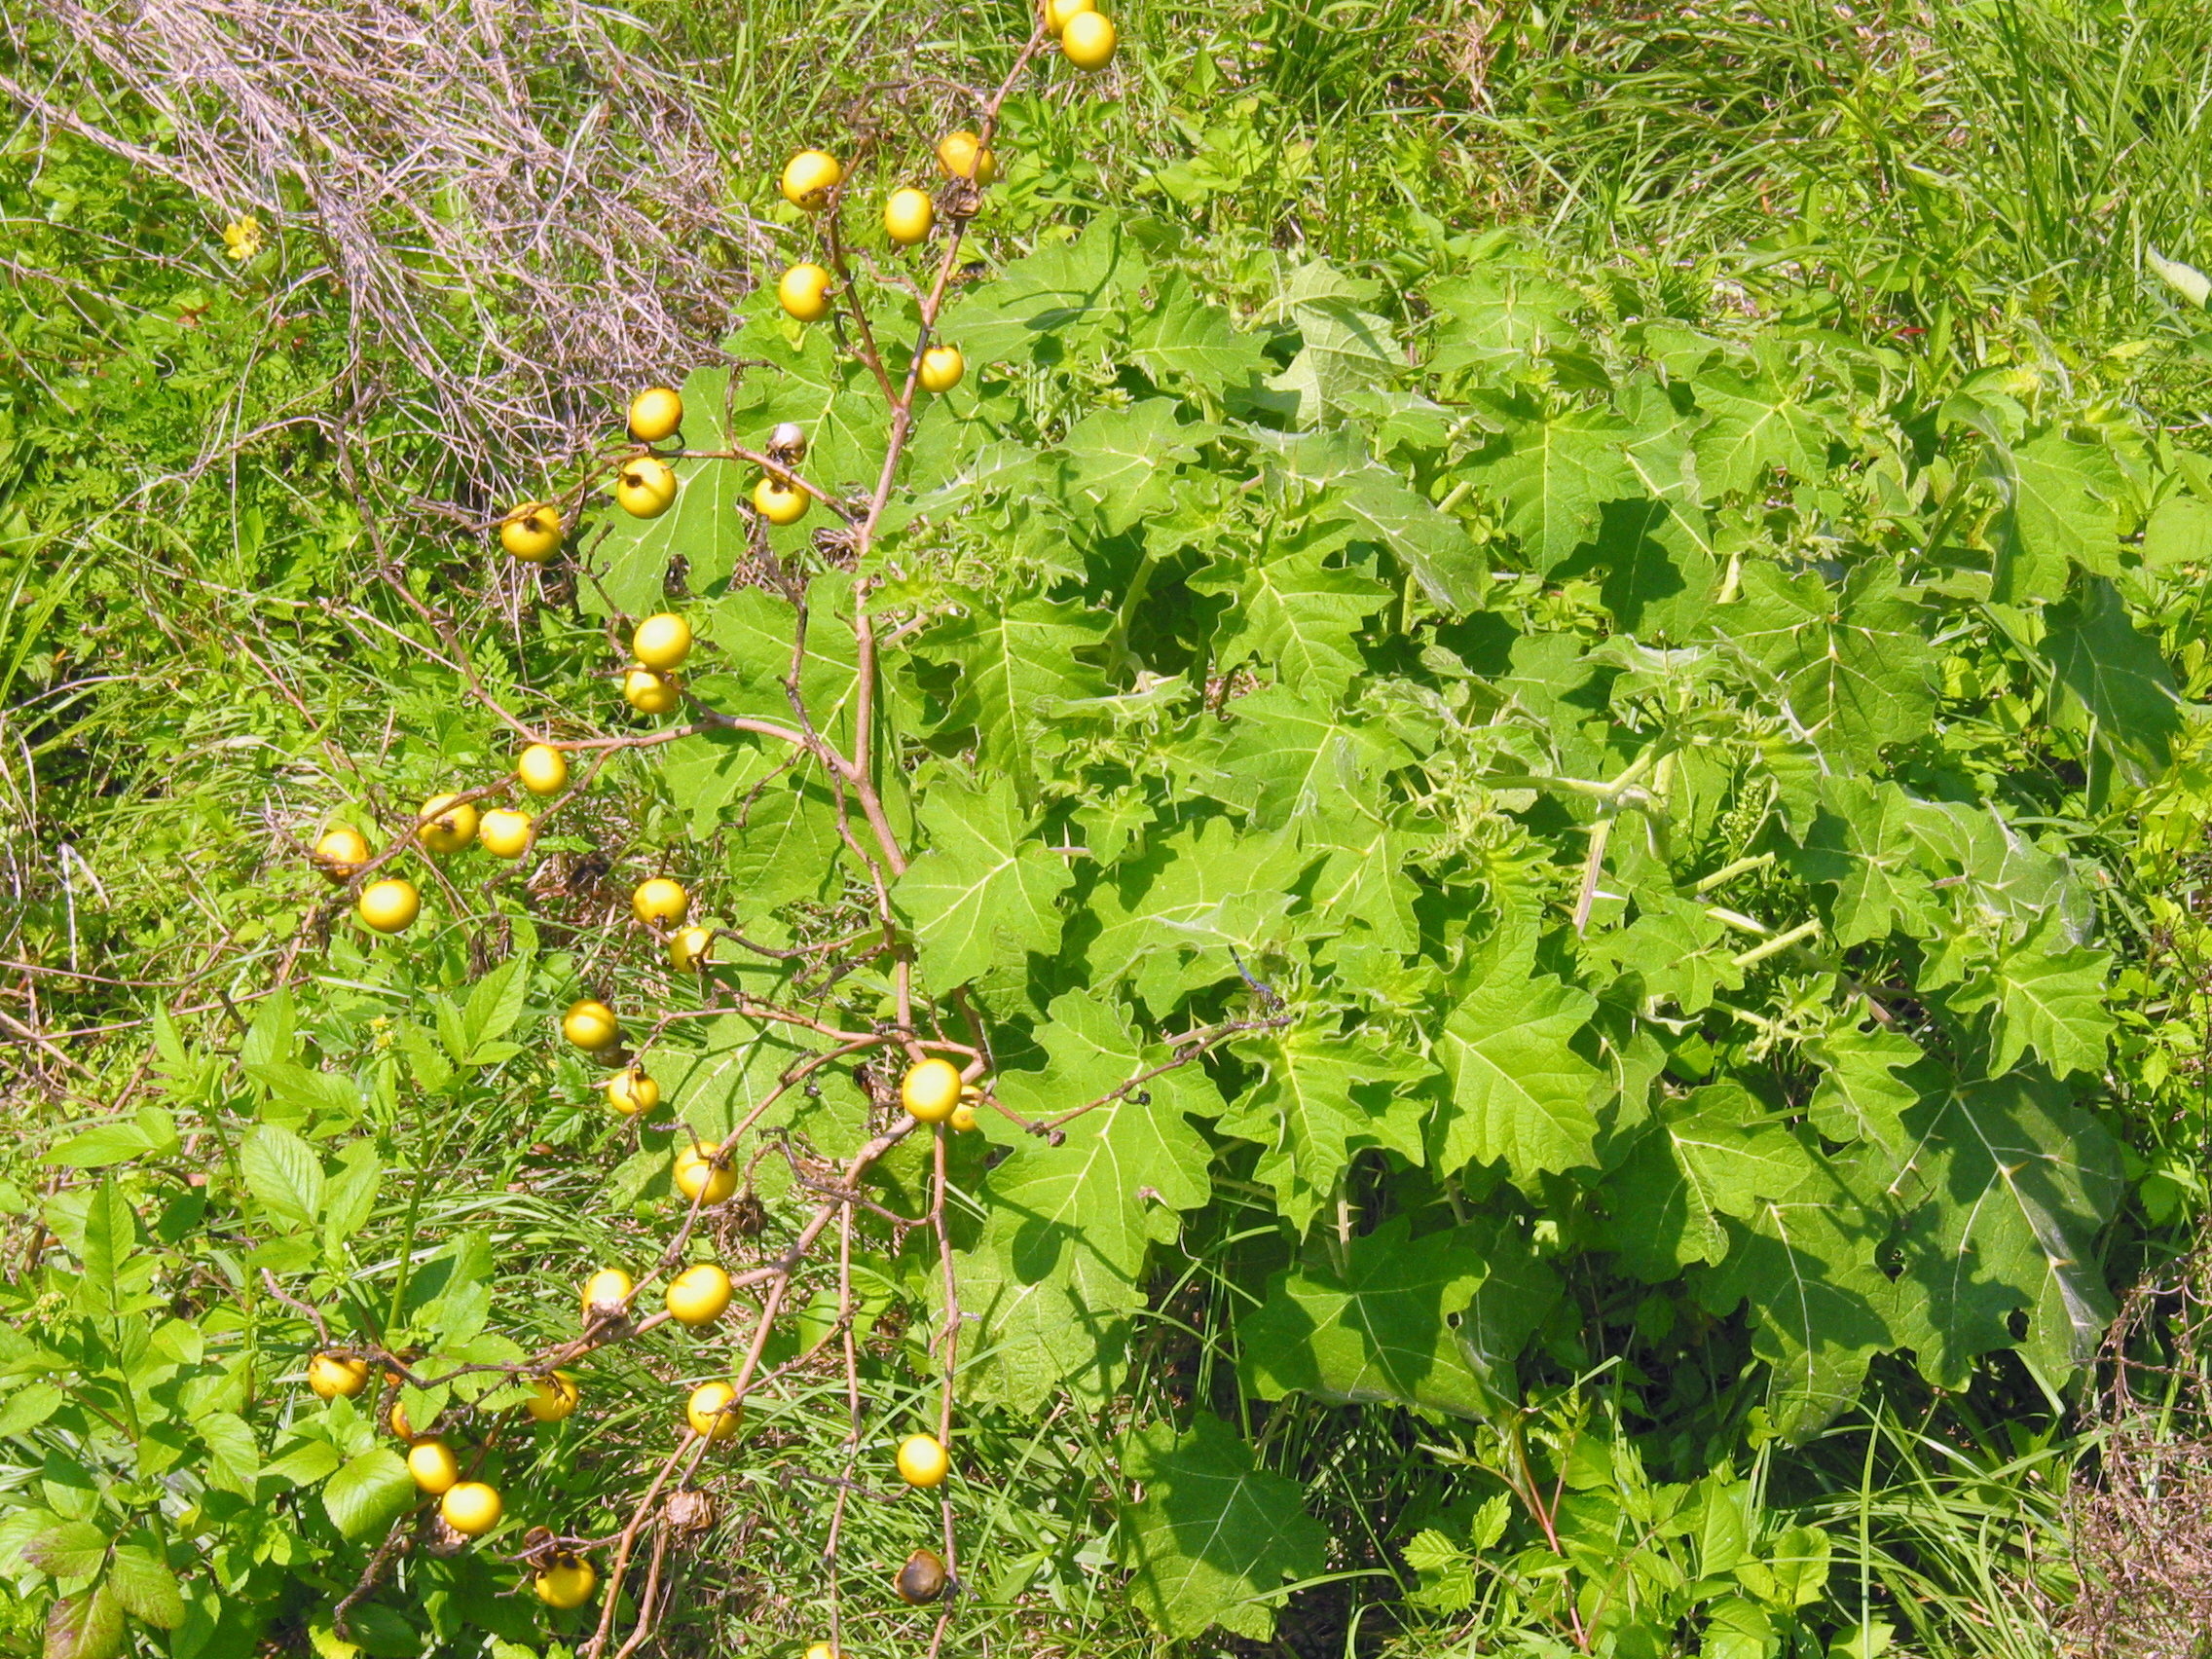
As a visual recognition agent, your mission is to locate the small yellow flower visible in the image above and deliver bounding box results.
[222,217,264,261]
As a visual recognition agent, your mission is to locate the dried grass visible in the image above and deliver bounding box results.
[0,0,768,499]
[2063,1247,2212,1658]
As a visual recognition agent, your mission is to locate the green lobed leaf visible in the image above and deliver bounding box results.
[1118,1413,1328,1642]
[892,769,1076,987]
[1432,970,1606,1188]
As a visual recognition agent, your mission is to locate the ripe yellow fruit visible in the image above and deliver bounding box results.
[805,1644,843,1659]
[357,878,421,935]
[534,1556,595,1609]
[607,1066,660,1116]
[407,1438,460,1494]
[627,386,683,444]
[312,827,370,885]
[525,1372,580,1423]
[782,149,843,210]
[535,1554,597,1609]
[754,475,808,526]
[936,130,999,185]
[581,1267,633,1318]
[686,1381,742,1442]
[307,1352,370,1400]
[624,666,682,715]
[779,262,834,322]
[499,502,563,562]
[902,1058,963,1124]
[673,1142,738,1206]
[896,1548,949,1604]
[416,793,478,855]
[884,187,935,246]
[633,876,689,926]
[896,1431,950,1488]
[562,998,621,1051]
[670,925,715,973]
[950,1101,978,1132]
[1061,10,1116,68]
[665,1262,734,1327]
[479,808,533,860]
[441,1480,502,1537]
[516,743,569,795]
[613,456,678,518]
[633,612,692,673]
[918,345,965,394]
[1044,0,1093,32]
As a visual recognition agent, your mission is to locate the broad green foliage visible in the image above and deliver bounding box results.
[5,146,2204,1659]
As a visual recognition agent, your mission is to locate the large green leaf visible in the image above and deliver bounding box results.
[1886,1069,2122,1385]
[1986,425,2126,602]
[1720,558,1935,754]
[1119,1414,1328,1642]
[1432,971,1606,1186]
[2040,575,2183,768]
[1604,1086,1818,1282]
[1242,1216,1507,1417]
[1694,1172,1899,1439]
[322,1447,417,1542]
[1472,407,1640,571]
[1949,912,2115,1079]
[1190,542,1388,700]
[1217,1023,1432,1232]
[919,595,1113,788]
[962,993,1219,1409]
[1688,360,1838,496]
[893,770,1075,987]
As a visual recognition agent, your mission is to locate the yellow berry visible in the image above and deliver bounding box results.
[357,879,420,935]
[1061,10,1116,68]
[307,1353,370,1400]
[633,612,692,672]
[313,827,370,884]
[613,456,678,518]
[562,998,620,1052]
[686,1381,742,1442]
[499,502,563,562]
[671,925,715,973]
[607,1066,659,1116]
[665,1262,734,1326]
[516,743,569,795]
[918,345,965,394]
[902,1058,963,1124]
[441,1480,502,1537]
[782,150,844,210]
[673,1143,739,1206]
[407,1438,460,1494]
[582,1268,633,1319]
[416,793,477,855]
[754,476,808,526]
[779,263,834,322]
[525,1372,580,1423]
[936,131,999,185]
[1044,0,1093,32]
[624,666,682,715]
[535,1555,597,1609]
[633,877,689,926]
[478,808,533,860]
[884,187,936,247]
[896,1432,950,1488]
[627,387,683,444]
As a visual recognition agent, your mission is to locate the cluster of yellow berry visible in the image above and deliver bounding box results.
[308,600,701,937]
[303,1353,592,1604]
